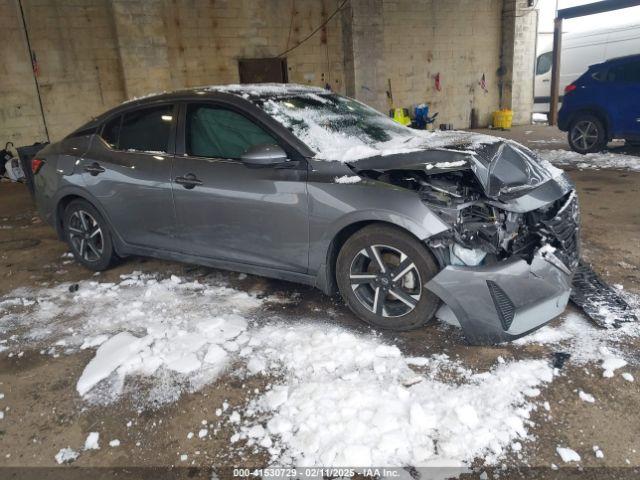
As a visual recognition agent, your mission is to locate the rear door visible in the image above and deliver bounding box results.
[171,102,309,273]
[604,60,640,138]
[81,104,177,250]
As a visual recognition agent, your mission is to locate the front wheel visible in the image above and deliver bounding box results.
[63,199,116,271]
[336,224,441,331]
[568,114,607,154]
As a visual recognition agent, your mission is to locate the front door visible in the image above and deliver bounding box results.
[81,104,177,250]
[171,103,309,273]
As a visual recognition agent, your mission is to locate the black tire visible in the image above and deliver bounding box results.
[568,114,607,154]
[63,199,116,271]
[336,224,441,331]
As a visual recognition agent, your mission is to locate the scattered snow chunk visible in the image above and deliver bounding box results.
[556,447,581,463]
[578,390,595,403]
[180,454,188,461]
[187,432,194,439]
[198,429,208,438]
[593,446,604,459]
[109,439,120,447]
[84,432,100,450]
[76,332,150,396]
[55,447,79,464]
[622,373,634,382]
[600,349,627,378]
[334,175,362,184]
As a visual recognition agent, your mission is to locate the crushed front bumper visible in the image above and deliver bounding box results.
[426,249,573,345]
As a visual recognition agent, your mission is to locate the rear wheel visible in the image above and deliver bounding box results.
[63,199,116,271]
[336,224,441,331]
[568,114,607,154]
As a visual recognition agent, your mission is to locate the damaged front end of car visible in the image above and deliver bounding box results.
[352,140,580,345]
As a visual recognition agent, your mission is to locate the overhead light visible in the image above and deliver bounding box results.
[161,115,173,122]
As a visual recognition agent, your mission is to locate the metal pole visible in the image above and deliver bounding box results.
[17,0,50,143]
[548,16,562,126]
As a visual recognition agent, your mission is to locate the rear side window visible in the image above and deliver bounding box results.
[186,105,276,159]
[606,61,640,83]
[118,105,174,153]
[101,116,121,148]
[536,52,552,75]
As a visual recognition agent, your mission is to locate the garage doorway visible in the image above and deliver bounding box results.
[238,58,288,83]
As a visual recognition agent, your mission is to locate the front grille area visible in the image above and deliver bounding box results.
[539,191,580,270]
[487,280,516,330]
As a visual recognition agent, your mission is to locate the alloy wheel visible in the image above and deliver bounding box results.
[68,210,104,262]
[571,120,599,151]
[349,244,422,318]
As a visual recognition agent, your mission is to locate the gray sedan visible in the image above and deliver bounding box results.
[31,84,579,344]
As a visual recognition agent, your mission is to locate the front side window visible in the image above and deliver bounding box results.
[118,105,174,153]
[536,52,552,75]
[186,105,276,159]
[101,115,122,148]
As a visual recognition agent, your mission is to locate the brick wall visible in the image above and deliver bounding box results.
[1,0,536,146]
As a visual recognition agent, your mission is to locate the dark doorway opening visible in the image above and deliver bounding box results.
[238,58,288,83]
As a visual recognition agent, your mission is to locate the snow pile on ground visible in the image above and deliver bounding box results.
[1,273,563,467]
[536,149,640,172]
[0,272,268,404]
[234,324,554,467]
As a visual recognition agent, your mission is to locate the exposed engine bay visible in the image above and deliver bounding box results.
[357,167,580,271]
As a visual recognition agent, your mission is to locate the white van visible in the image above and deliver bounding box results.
[534,23,640,113]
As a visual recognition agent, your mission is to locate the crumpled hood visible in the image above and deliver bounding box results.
[349,136,564,201]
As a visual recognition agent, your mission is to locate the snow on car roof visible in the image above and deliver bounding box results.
[199,83,327,97]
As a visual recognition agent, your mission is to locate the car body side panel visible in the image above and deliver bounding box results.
[80,138,177,251]
[171,156,310,273]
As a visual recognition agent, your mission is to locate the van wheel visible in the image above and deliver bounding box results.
[336,224,441,331]
[63,199,116,271]
[568,114,607,154]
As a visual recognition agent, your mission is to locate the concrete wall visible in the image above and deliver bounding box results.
[500,0,538,125]
[1,0,536,146]
[347,0,504,128]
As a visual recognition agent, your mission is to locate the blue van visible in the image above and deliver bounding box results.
[558,54,640,153]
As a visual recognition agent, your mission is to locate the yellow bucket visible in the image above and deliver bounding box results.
[492,109,513,130]
[392,108,412,126]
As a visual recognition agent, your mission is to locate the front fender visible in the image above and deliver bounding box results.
[308,179,450,292]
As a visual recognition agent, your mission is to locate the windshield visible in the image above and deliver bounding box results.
[257,93,422,161]
[255,92,499,162]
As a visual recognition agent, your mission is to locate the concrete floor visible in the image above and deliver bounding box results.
[0,125,639,477]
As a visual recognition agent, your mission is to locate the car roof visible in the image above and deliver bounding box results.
[590,53,640,69]
[76,83,331,133]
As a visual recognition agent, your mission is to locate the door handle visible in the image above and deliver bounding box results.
[84,162,105,176]
[175,173,203,189]
[542,79,550,83]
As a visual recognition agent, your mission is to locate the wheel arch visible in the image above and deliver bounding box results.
[320,220,438,296]
[53,190,125,256]
[567,107,612,141]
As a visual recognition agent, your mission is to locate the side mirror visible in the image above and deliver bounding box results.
[240,144,288,166]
